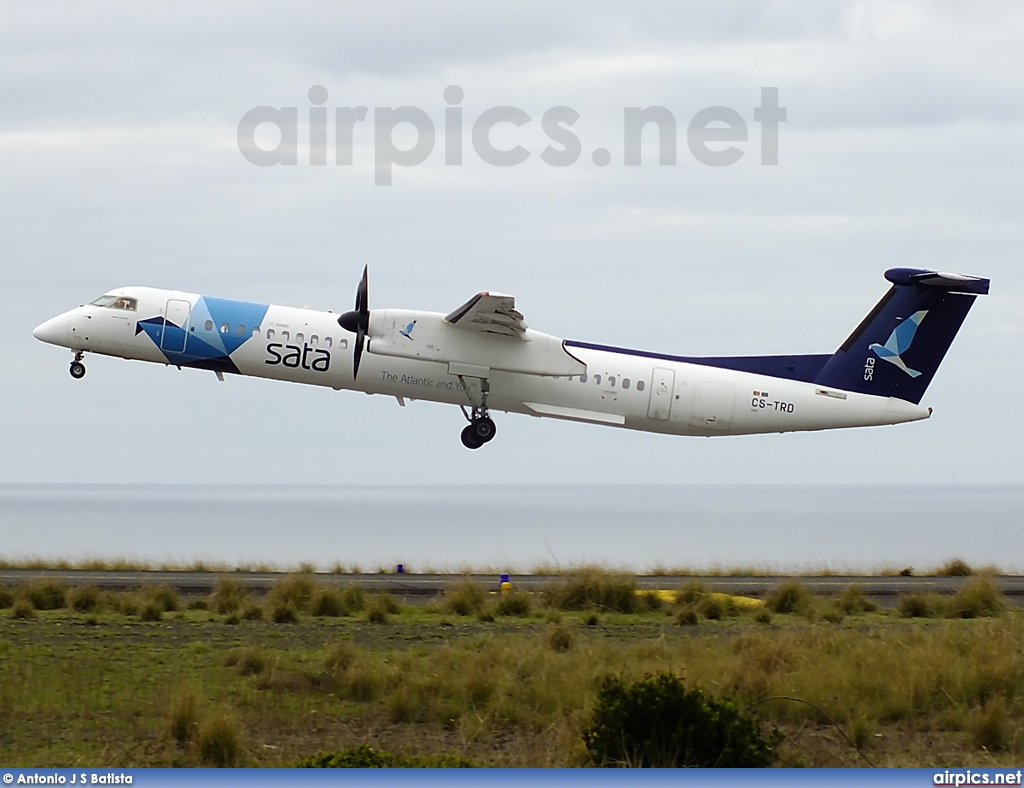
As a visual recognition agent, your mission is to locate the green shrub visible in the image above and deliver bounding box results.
[837,584,877,614]
[969,698,1010,752]
[168,690,200,745]
[69,586,101,613]
[442,582,484,615]
[145,585,179,613]
[223,613,240,625]
[211,577,249,614]
[186,598,209,611]
[753,607,773,625]
[311,587,344,617]
[948,576,1005,619]
[583,673,781,767]
[324,641,356,673]
[897,592,947,618]
[267,576,316,613]
[697,595,735,621]
[338,586,366,614]
[548,625,575,653]
[544,571,641,613]
[21,581,66,610]
[938,558,973,577]
[495,592,532,617]
[0,586,13,609]
[366,593,400,622]
[224,647,269,676]
[296,745,475,768]
[676,606,698,626]
[241,602,264,621]
[271,601,299,624]
[197,713,244,767]
[764,581,814,615]
[10,599,34,620]
[675,581,708,606]
[639,591,664,611]
[140,601,163,622]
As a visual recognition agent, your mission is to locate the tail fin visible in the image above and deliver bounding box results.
[813,268,989,403]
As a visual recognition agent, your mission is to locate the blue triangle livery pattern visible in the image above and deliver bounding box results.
[135,296,269,373]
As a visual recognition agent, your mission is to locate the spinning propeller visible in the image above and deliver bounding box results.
[337,265,370,379]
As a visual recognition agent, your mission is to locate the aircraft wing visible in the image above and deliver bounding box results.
[444,293,527,339]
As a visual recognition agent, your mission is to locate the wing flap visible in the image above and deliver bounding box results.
[445,293,527,338]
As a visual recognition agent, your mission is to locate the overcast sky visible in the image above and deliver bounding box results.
[2,1,1022,485]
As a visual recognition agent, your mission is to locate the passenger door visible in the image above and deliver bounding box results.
[160,299,191,353]
[646,367,675,420]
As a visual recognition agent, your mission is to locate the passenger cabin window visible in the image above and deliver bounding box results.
[310,335,319,346]
[296,332,304,343]
[90,294,137,311]
[236,324,245,336]
[324,337,332,348]
[594,374,602,385]
[637,379,645,392]
[608,376,616,387]
[340,338,348,349]
[220,323,229,334]
[205,320,213,331]
[623,378,630,389]
[266,328,275,339]
[281,331,290,342]
[580,373,588,383]
[252,326,260,335]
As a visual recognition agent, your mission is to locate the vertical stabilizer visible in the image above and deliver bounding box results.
[813,268,989,404]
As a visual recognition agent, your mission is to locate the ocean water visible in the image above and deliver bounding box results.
[0,484,1020,573]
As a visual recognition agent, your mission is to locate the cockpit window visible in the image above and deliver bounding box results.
[90,294,137,311]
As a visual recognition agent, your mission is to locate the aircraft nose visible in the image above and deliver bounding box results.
[33,315,68,345]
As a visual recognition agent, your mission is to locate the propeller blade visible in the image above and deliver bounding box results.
[337,266,370,380]
[355,264,368,314]
[353,326,365,379]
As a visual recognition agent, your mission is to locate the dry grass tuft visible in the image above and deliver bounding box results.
[197,712,244,767]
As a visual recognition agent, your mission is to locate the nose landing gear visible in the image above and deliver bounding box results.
[69,351,86,380]
[457,375,497,450]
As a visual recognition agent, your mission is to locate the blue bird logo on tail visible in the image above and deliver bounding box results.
[869,310,928,378]
[399,320,417,340]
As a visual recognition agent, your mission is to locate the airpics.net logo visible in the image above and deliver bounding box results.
[237,85,786,185]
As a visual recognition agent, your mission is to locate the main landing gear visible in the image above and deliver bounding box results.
[458,375,497,450]
[69,351,86,380]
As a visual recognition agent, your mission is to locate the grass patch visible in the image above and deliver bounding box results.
[938,558,974,577]
[444,581,488,616]
[543,570,652,613]
[267,576,316,613]
[764,581,815,615]
[211,578,249,614]
[19,581,66,611]
[495,592,532,617]
[197,712,244,767]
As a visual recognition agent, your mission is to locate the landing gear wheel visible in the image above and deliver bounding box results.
[460,425,484,450]
[69,361,86,380]
[471,417,496,443]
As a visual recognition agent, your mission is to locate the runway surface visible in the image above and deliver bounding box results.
[2,569,1022,607]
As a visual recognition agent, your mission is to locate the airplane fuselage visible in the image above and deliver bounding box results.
[33,285,932,438]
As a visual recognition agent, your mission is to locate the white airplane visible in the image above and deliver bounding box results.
[33,267,988,449]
